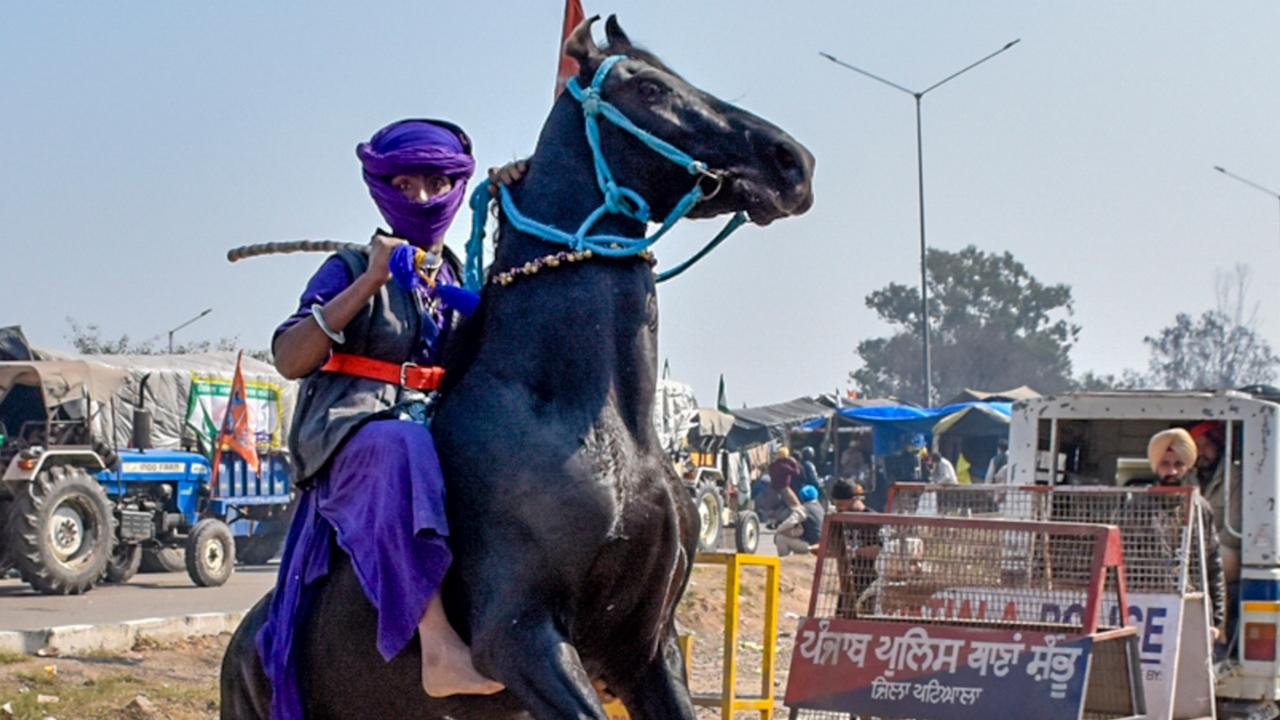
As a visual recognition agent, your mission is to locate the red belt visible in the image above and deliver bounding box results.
[320,353,444,391]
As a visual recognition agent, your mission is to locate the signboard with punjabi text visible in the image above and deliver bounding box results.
[784,617,1092,720]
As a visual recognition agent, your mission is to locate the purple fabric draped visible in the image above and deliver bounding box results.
[357,119,476,249]
[256,420,453,720]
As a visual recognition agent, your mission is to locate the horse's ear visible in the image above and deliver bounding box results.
[603,15,632,48]
[564,14,604,68]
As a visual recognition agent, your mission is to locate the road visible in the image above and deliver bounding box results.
[0,565,278,632]
[1,530,781,632]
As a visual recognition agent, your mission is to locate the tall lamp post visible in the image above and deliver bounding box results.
[1214,166,1280,244]
[168,308,212,353]
[821,39,1020,405]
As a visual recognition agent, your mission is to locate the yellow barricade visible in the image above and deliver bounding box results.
[604,552,780,719]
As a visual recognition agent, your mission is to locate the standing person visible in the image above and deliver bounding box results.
[923,451,958,485]
[824,480,881,617]
[1190,421,1242,644]
[985,440,1010,485]
[800,446,821,493]
[1148,428,1227,643]
[768,447,805,501]
[885,434,926,483]
[257,120,520,719]
[774,485,825,557]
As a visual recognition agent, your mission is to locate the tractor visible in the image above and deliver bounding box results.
[0,359,293,594]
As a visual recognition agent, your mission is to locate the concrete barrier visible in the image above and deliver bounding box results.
[0,611,245,656]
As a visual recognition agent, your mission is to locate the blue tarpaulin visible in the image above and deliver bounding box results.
[806,401,1012,455]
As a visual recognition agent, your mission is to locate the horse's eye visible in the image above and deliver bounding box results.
[637,79,666,104]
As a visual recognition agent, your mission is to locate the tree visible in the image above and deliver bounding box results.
[65,318,269,361]
[851,246,1079,404]
[1141,265,1278,389]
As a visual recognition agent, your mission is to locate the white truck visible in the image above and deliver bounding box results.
[1007,390,1280,720]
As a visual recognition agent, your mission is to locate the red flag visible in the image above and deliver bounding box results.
[555,0,586,98]
[213,352,260,478]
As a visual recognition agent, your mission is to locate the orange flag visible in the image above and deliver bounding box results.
[213,351,260,476]
[555,0,586,98]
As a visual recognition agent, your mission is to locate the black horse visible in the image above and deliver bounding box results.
[221,16,813,719]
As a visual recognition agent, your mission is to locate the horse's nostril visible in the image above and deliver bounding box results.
[772,142,806,183]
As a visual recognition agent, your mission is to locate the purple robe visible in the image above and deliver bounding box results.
[257,257,456,719]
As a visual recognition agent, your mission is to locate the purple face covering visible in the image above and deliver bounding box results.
[356,119,476,249]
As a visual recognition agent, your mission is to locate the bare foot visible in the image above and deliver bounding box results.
[418,594,504,698]
[421,634,505,697]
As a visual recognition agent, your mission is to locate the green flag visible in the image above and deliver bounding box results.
[717,374,730,413]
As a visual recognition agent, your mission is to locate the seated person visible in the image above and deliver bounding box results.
[774,485,825,557]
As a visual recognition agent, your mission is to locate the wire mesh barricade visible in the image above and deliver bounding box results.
[784,514,1145,720]
[887,484,1215,720]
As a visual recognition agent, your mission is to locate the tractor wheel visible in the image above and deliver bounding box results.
[235,529,283,566]
[140,547,186,573]
[734,511,761,554]
[186,519,235,587]
[103,542,142,584]
[694,482,723,552]
[8,465,115,595]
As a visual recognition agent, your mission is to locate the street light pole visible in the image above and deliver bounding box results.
[168,308,212,353]
[821,39,1020,406]
[1214,165,1280,245]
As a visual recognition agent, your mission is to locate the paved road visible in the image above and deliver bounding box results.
[1,527,781,632]
[0,565,278,632]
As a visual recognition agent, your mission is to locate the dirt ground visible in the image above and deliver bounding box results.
[0,557,816,719]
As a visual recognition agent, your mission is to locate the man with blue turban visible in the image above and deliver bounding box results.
[258,119,513,719]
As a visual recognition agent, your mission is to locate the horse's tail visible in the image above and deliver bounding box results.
[220,593,274,720]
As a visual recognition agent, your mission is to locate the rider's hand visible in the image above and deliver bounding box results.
[363,231,405,287]
[487,159,529,197]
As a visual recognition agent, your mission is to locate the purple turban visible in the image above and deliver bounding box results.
[356,119,476,249]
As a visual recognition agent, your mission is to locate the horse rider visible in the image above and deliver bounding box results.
[258,119,525,718]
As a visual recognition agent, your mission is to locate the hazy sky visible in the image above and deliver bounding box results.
[2,2,1278,407]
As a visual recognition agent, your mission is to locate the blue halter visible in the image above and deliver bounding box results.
[464,54,747,291]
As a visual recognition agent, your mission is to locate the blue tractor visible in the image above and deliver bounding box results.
[0,359,293,594]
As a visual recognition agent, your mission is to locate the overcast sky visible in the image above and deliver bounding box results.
[2,2,1278,407]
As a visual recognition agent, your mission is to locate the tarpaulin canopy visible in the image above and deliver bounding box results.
[933,402,1013,439]
[945,386,1040,405]
[809,401,1012,455]
[727,397,832,450]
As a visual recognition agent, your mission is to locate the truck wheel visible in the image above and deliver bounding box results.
[694,483,723,552]
[186,519,235,587]
[735,511,761,554]
[140,547,186,573]
[8,465,114,595]
[103,543,142,583]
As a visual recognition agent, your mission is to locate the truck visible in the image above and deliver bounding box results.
[1007,389,1280,720]
[0,355,294,595]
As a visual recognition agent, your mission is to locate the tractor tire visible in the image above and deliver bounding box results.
[235,528,283,566]
[140,547,186,573]
[186,519,235,587]
[103,542,142,584]
[693,482,723,552]
[8,465,115,595]
[734,511,761,554]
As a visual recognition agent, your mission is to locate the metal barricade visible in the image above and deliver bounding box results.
[603,552,779,719]
[785,514,1145,720]
[888,484,1214,720]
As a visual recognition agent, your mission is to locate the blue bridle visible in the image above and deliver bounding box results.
[464,54,747,291]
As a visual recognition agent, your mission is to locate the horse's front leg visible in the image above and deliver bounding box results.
[606,628,696,720]
[471,606,606,720]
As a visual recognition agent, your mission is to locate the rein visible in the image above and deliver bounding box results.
[464,54,747,291]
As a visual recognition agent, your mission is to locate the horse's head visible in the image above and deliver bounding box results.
[563,15,815,226]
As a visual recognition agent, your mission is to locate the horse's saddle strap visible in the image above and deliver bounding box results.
[320,353,444,391]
